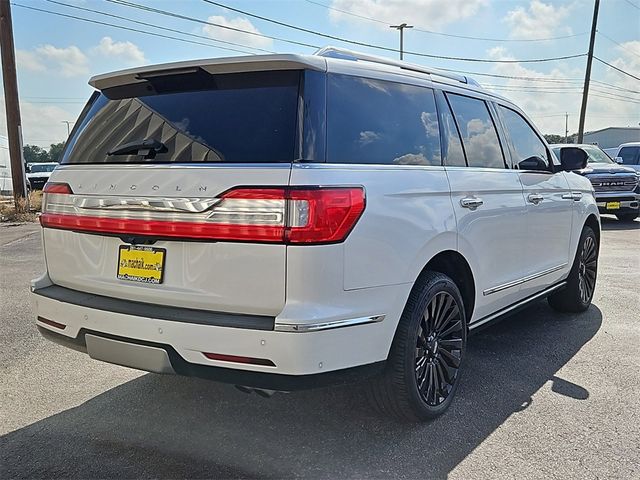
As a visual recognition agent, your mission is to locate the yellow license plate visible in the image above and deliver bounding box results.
[606,201,621,210]
[117,246,166,284]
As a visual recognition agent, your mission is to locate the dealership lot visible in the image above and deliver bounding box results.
[1,220,638,479]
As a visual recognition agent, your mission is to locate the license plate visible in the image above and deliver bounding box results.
[117,246,166,284]
[606,201,621,210]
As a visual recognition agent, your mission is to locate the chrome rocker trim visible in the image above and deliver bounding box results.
[483,263,568,296]
[471,281,567,331]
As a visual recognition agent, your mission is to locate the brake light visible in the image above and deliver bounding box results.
[39,186,365,244]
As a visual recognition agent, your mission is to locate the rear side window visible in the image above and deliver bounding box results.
[326,74,441,165]
[61,70,300,164]
[618,147,640,165]
[498,106,549,169]
[446,93,505,169]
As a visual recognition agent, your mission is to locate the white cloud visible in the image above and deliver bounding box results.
[483,46,640,135]
[91,37,146,65]
[15,50,45,73]
[202,15,273,49]
[35,44,89,77]
[329,0,488,30]
[504,0,572,40]
[0,97,75,147]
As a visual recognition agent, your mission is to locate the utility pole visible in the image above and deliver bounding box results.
[565,113,569,143]
[390,23,413,60]
[61,120,74,137]
[577,0,600,144]
[0,0,27,207]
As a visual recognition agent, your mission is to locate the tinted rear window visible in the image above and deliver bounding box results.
[326,74,441,165]
[62,70,300,164]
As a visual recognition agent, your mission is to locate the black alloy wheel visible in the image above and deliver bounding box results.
[368,271,467,421]
[415,292,464,407]
[578,235,597,305]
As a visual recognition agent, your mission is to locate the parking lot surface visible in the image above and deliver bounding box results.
[1,219,639,479]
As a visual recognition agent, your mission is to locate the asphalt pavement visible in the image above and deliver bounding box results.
[1,218,639,479]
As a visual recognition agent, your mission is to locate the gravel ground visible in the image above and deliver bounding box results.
[1,218,638,479]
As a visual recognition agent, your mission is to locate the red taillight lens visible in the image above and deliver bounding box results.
[286,188,366,244]
[40,185,365,244]
[43,182,73,194]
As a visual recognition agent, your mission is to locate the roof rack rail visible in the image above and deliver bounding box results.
[314,46,480,87]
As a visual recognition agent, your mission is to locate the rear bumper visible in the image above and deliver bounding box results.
[31,281,396,384]
[37,325,385,390]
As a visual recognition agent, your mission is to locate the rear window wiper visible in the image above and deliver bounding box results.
[107,139,168,159]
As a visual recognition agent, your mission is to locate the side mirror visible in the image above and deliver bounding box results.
[560,147,588,171]
[615,156,624,164]
[518,156,548,171]
[24,165,30,173]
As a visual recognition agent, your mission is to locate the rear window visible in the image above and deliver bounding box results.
[61,70,300,164]
[326,74,441,166]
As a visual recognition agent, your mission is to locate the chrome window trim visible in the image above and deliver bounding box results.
[483,263,568,296]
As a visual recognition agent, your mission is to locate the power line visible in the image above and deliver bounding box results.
[304,0,588,43]
[45,0,272,54]
[596,30,640,60]
[593,56,640,81]
[622,0,640,10]
[106,0,321,50]
[11,2,261,56]
[201,0,587,64]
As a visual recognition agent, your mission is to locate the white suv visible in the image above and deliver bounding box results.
[31,48,600,421]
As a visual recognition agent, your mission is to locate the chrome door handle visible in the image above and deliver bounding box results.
[460,197,484,210]
[527,194,544,205]
[562,192,583,201]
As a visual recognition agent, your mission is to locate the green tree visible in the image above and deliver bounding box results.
[544,134,565,144]
[48,142,66,163]
[23,144,49,163]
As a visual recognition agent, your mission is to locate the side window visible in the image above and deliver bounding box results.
[618,147,640,165]
[435,90,466,167]
[498,106,549,169]
[327,74,441,165]
[446,93,505,169]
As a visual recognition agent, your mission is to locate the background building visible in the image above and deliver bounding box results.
[583,127,640,149]
[0,136,12,196]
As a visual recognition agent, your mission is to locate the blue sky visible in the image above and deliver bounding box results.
[1,0,639,146]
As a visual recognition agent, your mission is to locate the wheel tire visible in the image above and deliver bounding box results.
[368,271,467,422]
[616,213,637,222]
[548,225,598,313]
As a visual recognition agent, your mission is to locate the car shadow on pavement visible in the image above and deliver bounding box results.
[600,216,640,230]
[0,302,602,479]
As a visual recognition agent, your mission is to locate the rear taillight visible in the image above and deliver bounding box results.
[40,185,365,244]
[43,182,73,194]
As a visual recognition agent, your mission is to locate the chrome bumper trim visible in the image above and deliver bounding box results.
[274,315,385,333]
[483,263,568,296]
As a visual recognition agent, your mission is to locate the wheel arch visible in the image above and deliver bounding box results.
[584,214,600,245]
[415,250,476,324]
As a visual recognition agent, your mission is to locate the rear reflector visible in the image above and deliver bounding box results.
[37,316,66,330]
[40,186,365,244]
[203,352,275,367]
